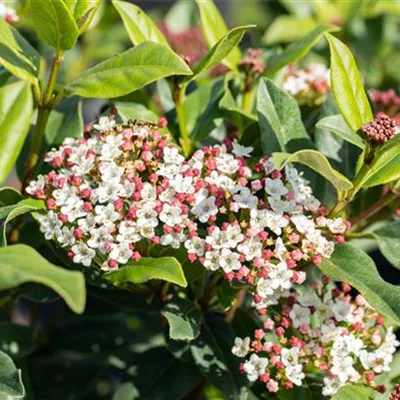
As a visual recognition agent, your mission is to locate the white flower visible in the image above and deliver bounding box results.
[71,243,96,267]
[109,242,132,264]
[291,215,315,234]
[184,237,205,256]
[95,204,119,225]
[326,218,346,234]
[322,377,342,396]
[203,250,221,271]
[57,227,75,247]
[243,354,269,382]
[232,337,251,357]
[264,178,289,197]
[232,140,253,158]
[38,211,62,240]
[159,204,183,226]
[233,187,258,209]
[163,146,185,164]
[265,211,289,236]
[219,249,241,273]
[216,153,239,175]
[330,356,356,383]
[289,304,311,328]
[238,238,262,261]
[93,116,116,131]
[331,299,352,322]
[285,364,305,386]
[192,196,218,223]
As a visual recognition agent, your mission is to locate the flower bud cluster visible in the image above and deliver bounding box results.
[240,48,265,76]
[390,384,400,400]
[232,277,399,396]
[361,113,396,144]
[27,116,345,306]
[0,0,18,22]
[282,63,330,107]
[370,89,400,128]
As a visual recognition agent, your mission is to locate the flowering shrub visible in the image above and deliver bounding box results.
[0,1,399,399]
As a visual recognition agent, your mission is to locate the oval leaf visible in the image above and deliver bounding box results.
[316,114,366,149]
[257,78,313,154]
[105,257,187,288]
[0,351,25,398]
[273,150,353,195]
[30,0,79,51]
[0,20,40,84]
[0,244,86,314]
[372,220,400,270]
[66,42,192,98]
[113,0,169,47]
[320,244,400,325]
[266,24,338,75]
[0,80,33,184]
[195,0,241,70]
[325,33,373,131]
[332,384,375,400]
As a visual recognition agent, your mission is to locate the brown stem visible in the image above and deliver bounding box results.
[350,191,398,228]
[225,288,247,323]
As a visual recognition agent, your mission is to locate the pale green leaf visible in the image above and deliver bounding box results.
[0,245,86,314]
[105,257,187,288]
[325,33,373,131]
[0,351,24,398]
[0,80,33,184]
[112,0,169,46]
[332,384,375,400]
[66,42,192,98]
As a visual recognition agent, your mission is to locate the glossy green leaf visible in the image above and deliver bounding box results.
[105,257,187,288]
[372,220,400,270]
[0,245,86,314]
[257,78,312,154]
[362,136,400,187]
[325,33,373,131]
[66,42,192,98]
[112,0,169,46]
[262,16,317,44]
[161,297,202,341]
[114,102,159,124]
[0,351,24,398]
[66,0,101,32]
[320,244,400,325]
[0,80,33,184]
[0,198,44,246]
[266,25,337,75]
[332,384,375,400]
[316,114,365,149]
[30,0,79,51]
[0,20,40,85]
[190,25,254,81]
[0,188,23,206]
[195,0,241,70]
[273,150,353,195]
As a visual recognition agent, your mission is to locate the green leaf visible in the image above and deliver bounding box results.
[105,257,187,288]
[0,198,44,246]
[195,0,241,70]
[165,0,197,33]
[262,16,317,44]
[320,244,400,325]
[273,150,353,195]
[190,25,254,81]
[0,188,23,206]
[266,25,337,75]
[0,321,35,359]
[332,385,375,400]
[0,244,86,314]
[325,33,373,131]
[114,102,159,124]
[372,220,400,270]
[0,20,40,85]
[71,0,101,33]
[315,114,365,149]
[191,316,248,400]
[361,135,400,187]
[30,0,79,51]
[0,351,24,398]
[112,0,169,47]
[66,42,192,98]
[113,383,139,400]
[0,80,33,185]
[161,297,202,341]
[257,78,312,154]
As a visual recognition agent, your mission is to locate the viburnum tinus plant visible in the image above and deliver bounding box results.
[0,1,399,399]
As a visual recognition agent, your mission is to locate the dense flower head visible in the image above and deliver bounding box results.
[240,48,266,76]
[361,113,396,144]
[232,276,399,396]
[27,115,345,307]
[282,63,330,107]
[0,0,18,22]
[370,89,400,128]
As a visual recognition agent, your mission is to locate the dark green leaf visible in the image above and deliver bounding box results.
[0,188,23,207]
[316,114,365,149]
[0,244,86,314]
[320,244,400,325]
[257,78,312,154]
[112,0,169,47]
[0,321,35,359]
[0,351,24,398]
[105,257,187,288]
[30,0,79,51]
[161,297,202,341]
[273,150,353,196]
[372,220,400,270]
[0,80,33,184]
[0,20,40,85]
[266,25,337,75]
[325,33,373,131]
[195,0,241,69]
[66,42,192,98]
